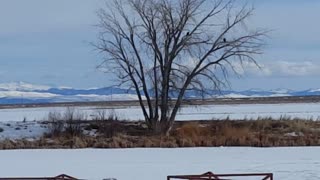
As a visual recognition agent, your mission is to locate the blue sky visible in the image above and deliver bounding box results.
[0,0,319,90]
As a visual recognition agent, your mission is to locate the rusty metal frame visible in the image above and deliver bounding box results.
[167,171,273,180]
[0,174,79,180]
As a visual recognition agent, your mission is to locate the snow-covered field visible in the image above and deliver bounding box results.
[1,102,320,140]
[0,147,319,180]
[1,103,320,122]
[0,103,319,179]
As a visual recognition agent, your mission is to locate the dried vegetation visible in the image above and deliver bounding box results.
[1,114,320,149]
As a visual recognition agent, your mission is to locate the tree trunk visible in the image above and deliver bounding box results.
[150,118,171,135]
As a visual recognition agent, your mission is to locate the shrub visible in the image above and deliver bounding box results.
[47,111,64,137]
[96,109,121,138]
[62,137,88,148]
[0,139,15,149]
[106,109,118,121]
[92,108,118,121]
[92,109,107,121]
[0,127,3,133]
[64,107,85,137]
[46,107,86,138]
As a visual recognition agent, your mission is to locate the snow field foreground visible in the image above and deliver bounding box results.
[0,147,319,180]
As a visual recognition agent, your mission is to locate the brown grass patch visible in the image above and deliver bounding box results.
[2,118,320,149]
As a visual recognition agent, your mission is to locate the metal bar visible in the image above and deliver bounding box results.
[168,172,273,180]
[0,174,79,180]
[215,173,273,177]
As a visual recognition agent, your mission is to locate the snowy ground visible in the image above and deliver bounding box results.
[0,103,319,179]
[0,121,47,140]
[1,103,320,122]
[0,147,319,180]
[1,103,320,139]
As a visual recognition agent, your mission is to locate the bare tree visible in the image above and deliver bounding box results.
[95,0,266,134]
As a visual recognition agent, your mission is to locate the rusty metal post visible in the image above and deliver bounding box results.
[167,172,273,180]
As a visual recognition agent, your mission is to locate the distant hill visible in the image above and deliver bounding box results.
[0,82,319,104]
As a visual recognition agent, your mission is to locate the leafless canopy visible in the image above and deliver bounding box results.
[95,0,266,134]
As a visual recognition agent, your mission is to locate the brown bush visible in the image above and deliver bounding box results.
[175,122,210,138]
[176,137,195,147]
[0,139,15,149]
[93,138,110,148]
[221,126,250,138]
[158,136,178,148]
[2,118,320,149]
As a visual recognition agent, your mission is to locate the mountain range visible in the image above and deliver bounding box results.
[0,82,320,104]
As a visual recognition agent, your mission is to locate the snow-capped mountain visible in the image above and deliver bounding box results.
[0,82,50,91]
[0,82,319,104]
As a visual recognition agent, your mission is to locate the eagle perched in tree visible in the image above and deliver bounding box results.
[223,38,227,43]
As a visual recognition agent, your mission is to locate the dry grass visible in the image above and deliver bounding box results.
[1,117,320,149]
[175,122,210,138]
[45,107,86,138]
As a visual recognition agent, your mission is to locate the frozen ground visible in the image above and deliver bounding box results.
[1,103,320,139]
[0,147,319,180]
[0,121,47,140]
[1,103,320,122]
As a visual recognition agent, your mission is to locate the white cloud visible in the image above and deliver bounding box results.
[230,60,271,77]
[270,61,320,76]
[233,60,320,77]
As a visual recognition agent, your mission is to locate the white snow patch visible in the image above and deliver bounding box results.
[0,147,319,180]
[247,88,264,92]
[0,91,57,98]
[220,93,249,98]
[1,103,320,123]
[0,121,48,140]
[75,94,146,101]
[220,93,291,98]
[0,82,50,91]
[269,93,291,97]
[284,132,304,137]
[270,88,291,94]
[309,89,320,92]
